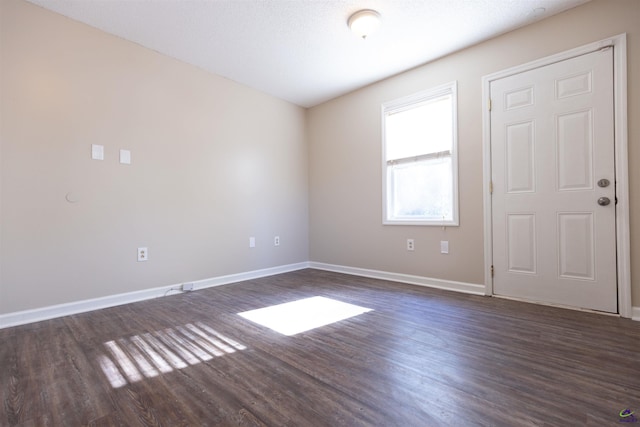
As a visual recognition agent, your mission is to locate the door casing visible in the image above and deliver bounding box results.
[481,34,631,317]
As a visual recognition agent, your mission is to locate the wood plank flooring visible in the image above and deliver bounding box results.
[1,268,639,426]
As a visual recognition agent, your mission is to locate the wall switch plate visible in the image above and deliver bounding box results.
[91,144,104,160]
[119,149,131,164]
[274,236,280,246]
[440,241,449,254]
[137,247,148,262]
[182,283,194,292]
[407,239,415,251]
[249,237,256,248]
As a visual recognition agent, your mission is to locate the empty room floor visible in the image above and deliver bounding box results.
[1,269,639,426]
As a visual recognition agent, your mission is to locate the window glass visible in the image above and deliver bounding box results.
[385,96,452,160]
[382,82,458,226]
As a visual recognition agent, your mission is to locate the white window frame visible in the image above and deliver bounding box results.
[382,81,459,226]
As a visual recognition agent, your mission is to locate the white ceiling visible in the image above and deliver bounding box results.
[27,0,590,108]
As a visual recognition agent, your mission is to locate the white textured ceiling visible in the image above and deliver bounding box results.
[27,0,590,107]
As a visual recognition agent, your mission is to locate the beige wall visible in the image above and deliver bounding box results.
[308,0,640,303]
[0,0,309,313]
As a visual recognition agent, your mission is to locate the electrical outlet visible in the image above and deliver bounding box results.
[182,283,194,292]
[137,247,148,262]
[249,237,256,248]
[274,236,280,246]
[441,240,449,254]
[407,239,415,251]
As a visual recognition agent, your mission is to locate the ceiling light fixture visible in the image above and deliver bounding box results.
[529,7,546,19]
[348,9,381,39]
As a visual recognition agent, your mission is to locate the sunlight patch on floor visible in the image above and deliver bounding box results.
[238,296,373,336]
[98,322,246,389]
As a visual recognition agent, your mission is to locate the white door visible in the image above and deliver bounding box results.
[490,48,617,313]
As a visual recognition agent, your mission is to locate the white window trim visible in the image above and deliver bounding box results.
[381,81,459,226]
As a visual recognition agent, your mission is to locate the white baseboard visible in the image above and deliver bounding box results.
[308,262,485,295]
[0,262,310,329]
[309,263,640,321]
[192,262,309,289]
[4,260,628,329]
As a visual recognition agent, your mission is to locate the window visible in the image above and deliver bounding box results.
[382,81,459,226]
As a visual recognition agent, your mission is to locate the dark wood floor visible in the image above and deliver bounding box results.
[1,269,639,426]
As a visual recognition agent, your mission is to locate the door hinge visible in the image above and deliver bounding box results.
[489,181,493,194]
[488,99,492,111]
[491,265,494,277]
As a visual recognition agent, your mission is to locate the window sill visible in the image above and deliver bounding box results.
[383,219,459,227]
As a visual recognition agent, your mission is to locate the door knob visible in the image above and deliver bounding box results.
[597,197,611,206]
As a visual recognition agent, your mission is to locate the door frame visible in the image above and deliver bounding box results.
[481,34,631,317]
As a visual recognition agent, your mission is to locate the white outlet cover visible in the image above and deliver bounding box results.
[249,237,256,248]
[120,149,131,164]
[407,239,415,251]
[137,247,148,261]
[91,144,104,160]
[440,241,449,254]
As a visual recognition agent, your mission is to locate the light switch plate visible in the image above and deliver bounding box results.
[249,237,256,248]
[91,144,104,160]
[119,149,131,164]
[440,241,449,254]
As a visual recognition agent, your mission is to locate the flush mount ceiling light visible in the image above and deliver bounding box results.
[528,7,547,19]
[348,9,381,39]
